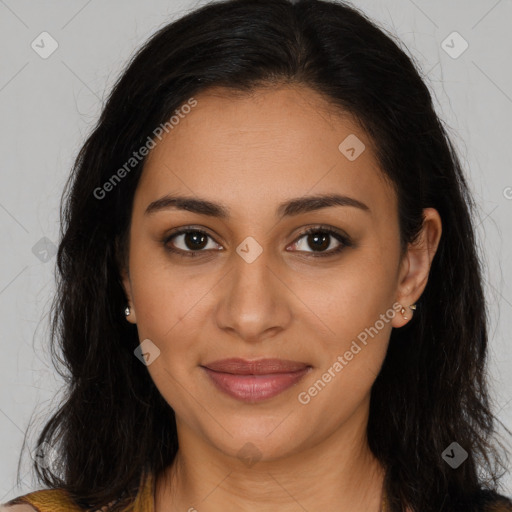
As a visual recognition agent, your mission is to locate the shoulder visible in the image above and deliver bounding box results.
[1,488,84,512]
[1,470,152,512]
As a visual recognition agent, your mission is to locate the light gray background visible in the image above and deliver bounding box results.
[1,0,511,503]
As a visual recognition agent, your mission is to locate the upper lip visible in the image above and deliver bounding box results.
[202,358,310,375]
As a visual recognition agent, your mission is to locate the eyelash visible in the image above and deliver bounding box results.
[162,225,353,259]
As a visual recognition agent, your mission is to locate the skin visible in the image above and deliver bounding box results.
[120,84,442,512]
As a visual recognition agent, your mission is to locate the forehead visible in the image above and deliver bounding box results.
[136,85,396,222]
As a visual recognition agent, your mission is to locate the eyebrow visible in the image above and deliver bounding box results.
[144,193,370,219]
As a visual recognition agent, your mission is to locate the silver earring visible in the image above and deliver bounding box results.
[124,306,130,316]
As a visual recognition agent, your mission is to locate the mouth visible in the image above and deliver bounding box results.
[201,358,312,403]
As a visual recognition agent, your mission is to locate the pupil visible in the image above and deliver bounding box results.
[309,233,329,251]
[185,232,207,250]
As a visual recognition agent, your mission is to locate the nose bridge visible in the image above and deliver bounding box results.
[214,238,291,340]
[230,240,277,308]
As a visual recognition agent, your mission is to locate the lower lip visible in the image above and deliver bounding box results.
[202,367,311,403]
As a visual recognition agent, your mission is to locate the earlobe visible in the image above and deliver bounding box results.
[120,267,137,324]
[124,304,137,324]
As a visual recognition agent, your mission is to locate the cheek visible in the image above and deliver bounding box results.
[129,256,204,411]
[127,249,180,349]
[128,250,217,378]
[293,256,396,340]
[291,258,396,407]
[129,240,196,317]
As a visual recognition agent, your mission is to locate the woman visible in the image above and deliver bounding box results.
[3,0,511,510]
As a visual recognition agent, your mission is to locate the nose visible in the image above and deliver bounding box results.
[214,247,293,344]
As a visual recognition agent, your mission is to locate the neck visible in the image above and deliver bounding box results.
[155,402,386,511]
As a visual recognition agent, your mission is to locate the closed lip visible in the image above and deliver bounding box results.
[201,358,311,375]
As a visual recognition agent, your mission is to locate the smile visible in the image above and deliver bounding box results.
[201,358,312,403]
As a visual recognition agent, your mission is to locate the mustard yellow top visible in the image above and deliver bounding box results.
[5,473,512,511]
[4,471,155,512]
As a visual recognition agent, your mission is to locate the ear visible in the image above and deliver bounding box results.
[116,236,137,325]
[391,207,442,328]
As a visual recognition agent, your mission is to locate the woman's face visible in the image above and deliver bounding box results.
[121,85,438,463]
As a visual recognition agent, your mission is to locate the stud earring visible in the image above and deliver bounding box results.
[124,306,130,317]
[400,303,416,320]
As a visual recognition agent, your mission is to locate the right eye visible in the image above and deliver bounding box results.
[163,228,222,257]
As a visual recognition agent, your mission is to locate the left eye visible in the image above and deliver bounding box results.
[288,228,351,257]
